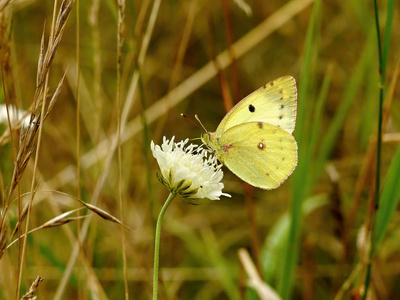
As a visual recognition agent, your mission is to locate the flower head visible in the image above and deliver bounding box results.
[151,137,230,200]
[0,104,30,128]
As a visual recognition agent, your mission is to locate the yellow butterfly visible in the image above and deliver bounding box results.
[202,76,298,190]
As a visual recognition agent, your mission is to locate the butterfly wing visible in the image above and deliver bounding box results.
[217,122,297,189]
[215,76,297,136]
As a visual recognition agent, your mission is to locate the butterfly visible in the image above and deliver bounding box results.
[201,76,298,190]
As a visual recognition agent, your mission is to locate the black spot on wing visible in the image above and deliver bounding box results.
[249,104,255,113]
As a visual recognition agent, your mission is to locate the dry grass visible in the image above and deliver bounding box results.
[0,0,399,299]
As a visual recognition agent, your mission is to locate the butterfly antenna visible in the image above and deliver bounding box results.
[181,114,202,129]
[194,114,208,133]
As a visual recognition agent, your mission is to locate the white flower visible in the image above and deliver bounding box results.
[0,104,30,128]
[151,137,231,200]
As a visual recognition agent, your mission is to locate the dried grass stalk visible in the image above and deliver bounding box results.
[0,0,75,261]
[0,0,13,13]
[20,276,43,300]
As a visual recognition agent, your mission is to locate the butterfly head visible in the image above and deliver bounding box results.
[201,132,212,147]
[201,132,220,153]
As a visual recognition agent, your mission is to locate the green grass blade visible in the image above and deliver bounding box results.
[262,194,329,283]
[201,228,239,300]
[362,0,390,296]
[277,0,322,298]
[293,2,320,146]
[307,67,332,186]
[166,219,239,299]
[372,145,400,255]
[314,32,375,177]
[347,0,372,33]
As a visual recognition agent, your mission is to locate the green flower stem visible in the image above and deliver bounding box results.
[153,192,176,300]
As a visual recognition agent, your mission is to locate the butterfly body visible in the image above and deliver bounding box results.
[202,76,298,190]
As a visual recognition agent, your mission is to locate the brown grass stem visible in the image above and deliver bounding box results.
[117,0,129,298]
[75,0,84,299]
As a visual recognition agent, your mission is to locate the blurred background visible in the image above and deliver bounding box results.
[0,0,400,299]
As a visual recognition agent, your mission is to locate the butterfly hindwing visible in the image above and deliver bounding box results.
[215,76,297,136]
[216,122,297,190]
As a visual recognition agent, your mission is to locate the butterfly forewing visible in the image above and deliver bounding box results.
[215,76,297,136]
[217,122,297,189]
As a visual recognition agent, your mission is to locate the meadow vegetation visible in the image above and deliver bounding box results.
[0,0,399,299]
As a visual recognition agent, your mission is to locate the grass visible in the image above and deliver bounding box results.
[277,0,321,297]
[0,0,400,299]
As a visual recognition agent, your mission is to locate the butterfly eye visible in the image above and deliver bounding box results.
[248,104,255,113]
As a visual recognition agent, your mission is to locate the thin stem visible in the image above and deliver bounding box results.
[76,0,83,299]
[372,0,384,211]
[153,192,176,300]
[117,0,128,298]
[372,0,384,212]
[363,0,384,298]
